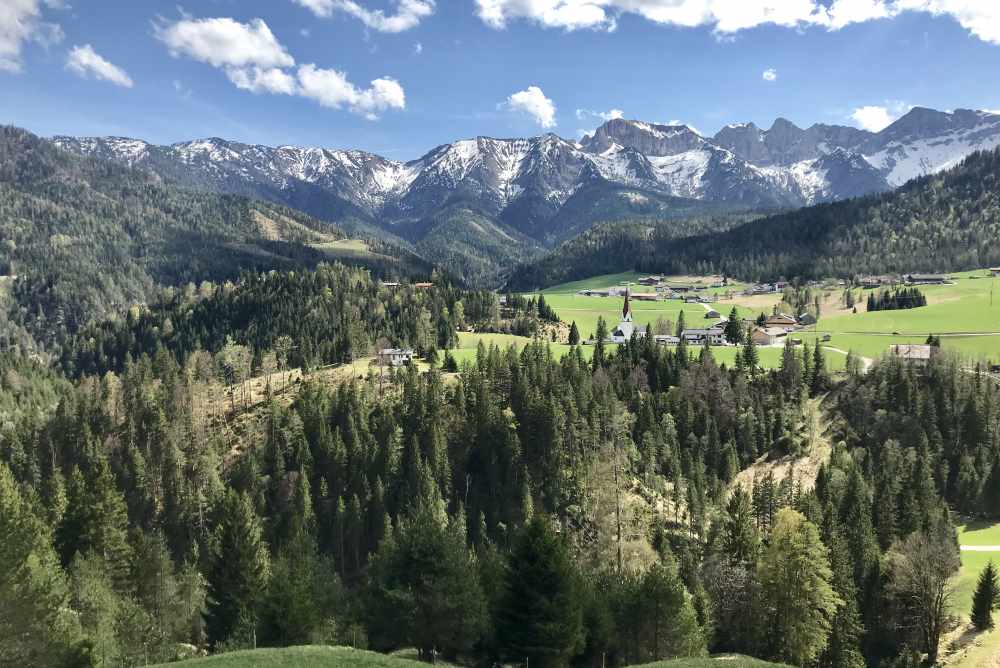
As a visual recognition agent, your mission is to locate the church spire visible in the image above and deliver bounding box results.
[622,285,632,322]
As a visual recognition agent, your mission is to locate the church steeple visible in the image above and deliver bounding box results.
[622,286,632,322]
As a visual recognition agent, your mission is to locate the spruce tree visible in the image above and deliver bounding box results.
[205,490,270,648]
[497,516,583,668]
[971,560,999,631]
[568,321,580,346]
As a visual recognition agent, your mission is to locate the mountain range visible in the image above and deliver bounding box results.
[53,106,1000,284]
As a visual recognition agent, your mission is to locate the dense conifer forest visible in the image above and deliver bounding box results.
[2,258,998,666]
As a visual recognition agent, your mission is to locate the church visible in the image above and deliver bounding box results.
[608,289,645,344]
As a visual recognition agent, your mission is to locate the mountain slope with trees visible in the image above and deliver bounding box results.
[0,126,429,355]
[510,146,1000,288]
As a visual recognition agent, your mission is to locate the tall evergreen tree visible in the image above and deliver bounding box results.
[205,490,270,648]
[971,560,999,631]
[497,516,584,668]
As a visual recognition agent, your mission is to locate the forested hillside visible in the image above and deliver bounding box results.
[507,212,761,290]
[3,255,998,667]
[0,126,430,355]
[510,147,1000,288]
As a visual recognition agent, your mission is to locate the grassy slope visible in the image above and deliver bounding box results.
[154,647,787,668]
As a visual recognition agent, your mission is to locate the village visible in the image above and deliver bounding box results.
[577,273,821,348]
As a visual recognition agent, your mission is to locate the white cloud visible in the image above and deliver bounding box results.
[505,86,557,128]
[850,100,913,131]
[227,66,298,95]
[414,41,423,54]
[576,107,624,121]
[762,67,777,81]
[0,0,64,72]
[292,0,434,32]
[894,1,1000,45]
[474,0,1000,45]
[297,64,405,119]
[157,15,405,119]
[66,44,133,87]
[156,17,294,69]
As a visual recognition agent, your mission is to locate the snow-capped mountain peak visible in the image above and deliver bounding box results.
[51,106,1000,244]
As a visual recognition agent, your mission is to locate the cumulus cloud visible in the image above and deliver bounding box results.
[576,107,624,121]
[850,100,913,131]
[505,86,557,128]
[414,41,423,54]
[0,0,64,73]
[227,66,298,95]
[156,17,295,70]
[762,68,777,81]
[292,0,434,32]
[474,0,1000,45]
[156,15,405,118]
[297,64,405,119]
[66,44,133,87]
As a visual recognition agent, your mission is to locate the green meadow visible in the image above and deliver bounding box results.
[954,521,1000,616]
[791,270,1000,363]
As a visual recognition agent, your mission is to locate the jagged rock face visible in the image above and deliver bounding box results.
[53,107,1000,244]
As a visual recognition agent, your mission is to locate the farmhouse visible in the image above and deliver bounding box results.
[890,344,938,364]
[904,274,948,285]
[798,312,817,326]
[990,268,1000,277]
[682,327,726,346]
[765,313,798,328]
[704,309,721,319]
[859,275,897,289]
[378,348,414,367]
[638,276,662,286]
[751,327,788,346]
[653,334,681,346]
[631,292,660,302]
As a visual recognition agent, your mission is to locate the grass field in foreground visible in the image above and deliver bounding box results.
[153,646,428,668]
[154,646,788,668]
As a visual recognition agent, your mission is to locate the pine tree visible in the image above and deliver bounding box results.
[205,490,270,647]
[971,560,999,631]
[723,486,759,565]
[497,516,583,668]
[741,329,759,375]
[724,308,743,344]
[568,321,580,346]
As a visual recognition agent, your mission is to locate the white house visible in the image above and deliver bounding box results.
[682,327,727,346]
[378,348,414,367]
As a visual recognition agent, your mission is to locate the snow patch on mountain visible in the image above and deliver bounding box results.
[864,120,1000,186]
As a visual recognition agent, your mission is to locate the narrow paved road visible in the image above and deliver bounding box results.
[960,545,1000,552]
[822,346,874,372]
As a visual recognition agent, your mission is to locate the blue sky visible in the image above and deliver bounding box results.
[2,1,1000,159]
